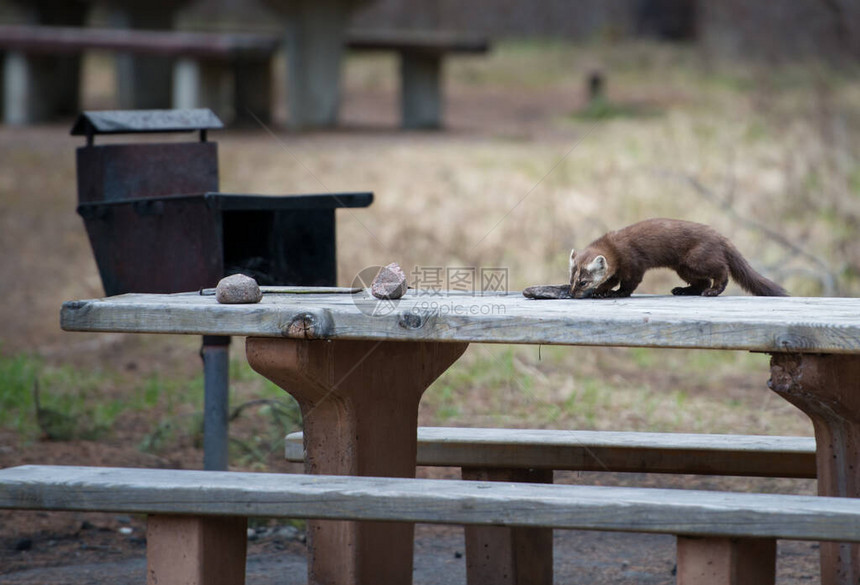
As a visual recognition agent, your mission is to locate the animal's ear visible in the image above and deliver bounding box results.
[587,255,608,277]
[568,249,576,269]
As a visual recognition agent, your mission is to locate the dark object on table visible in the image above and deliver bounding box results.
[522,284,572,299]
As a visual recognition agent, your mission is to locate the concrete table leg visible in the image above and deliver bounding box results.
[462,467,553,585]
[173,58,232,122]
[3,51,37,125]
[233,57,273,126]
[147,515,248,585]
[172,57,202,110]
[279,0,350,129]
[769,353,860,585]
[109,3,180,109]
[401,52,442,130]
[246,338,468,585]
[3,0,87,124]
[676,536,776,585]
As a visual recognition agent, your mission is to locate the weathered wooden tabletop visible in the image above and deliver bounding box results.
[60,288,860,354]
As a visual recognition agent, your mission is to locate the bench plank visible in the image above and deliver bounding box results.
[0,25,279,59]
[0,465,854,542]
[285,428,817,478]
[346,29,489,55]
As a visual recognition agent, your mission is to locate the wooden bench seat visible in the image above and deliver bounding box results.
[0,24,489,128]
[346,29,489,129]
[0,464,848,585]
[287,427,817,584]
[287,427,818,478]
[0,24,277,125]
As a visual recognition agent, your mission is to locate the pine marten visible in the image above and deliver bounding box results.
[568,218,788,298]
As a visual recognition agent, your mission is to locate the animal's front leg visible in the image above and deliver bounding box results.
[593,277,620,298]
[601,288,630,298]
[608,275,642,298]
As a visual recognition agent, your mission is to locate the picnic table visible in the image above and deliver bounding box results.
[60,289,860,585]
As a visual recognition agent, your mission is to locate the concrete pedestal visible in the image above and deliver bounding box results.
[402,52,442,129]
[246,337,468,585]
[107,1,189,109]
[462,467,554,585]
[3,0,87,124]
[271,0,353,129]
[147,515,248,585]
[770,354,860,585]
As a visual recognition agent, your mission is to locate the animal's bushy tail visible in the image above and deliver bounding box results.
[726,247,788,296]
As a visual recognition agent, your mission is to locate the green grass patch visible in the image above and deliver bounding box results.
[0,352,120,440]
[571,97,661,121]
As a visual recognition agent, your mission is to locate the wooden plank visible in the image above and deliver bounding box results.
[0,25,279,59]
[284,428,817,478]
[61,291,860,353]
[0,465,856,542]
[346,29,489,54]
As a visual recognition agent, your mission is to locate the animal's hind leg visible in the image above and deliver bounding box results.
[672,266,710,296]
[677,249,729,297]
[702,270,728,296]
[672,279,710,296]
[692,259,729,296]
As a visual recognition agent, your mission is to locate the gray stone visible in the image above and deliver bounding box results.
[215,274,263,304]
[371,263,408,300]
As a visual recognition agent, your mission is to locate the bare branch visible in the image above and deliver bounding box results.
[655,169,840,295]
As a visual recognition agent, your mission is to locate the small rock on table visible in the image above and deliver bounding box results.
[372,263,408,300]
[215,274,263,304]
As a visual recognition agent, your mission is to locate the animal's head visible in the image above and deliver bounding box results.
[568,249,610,298]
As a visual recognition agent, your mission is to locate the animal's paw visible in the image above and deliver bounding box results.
[702,289,722,297]
[672,286,703,296]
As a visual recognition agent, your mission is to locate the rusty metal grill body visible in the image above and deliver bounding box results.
[73,109,372,294]
[71,108,373,469]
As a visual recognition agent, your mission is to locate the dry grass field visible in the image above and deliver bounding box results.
[1,39,857,580]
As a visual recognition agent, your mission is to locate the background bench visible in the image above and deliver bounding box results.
[345,30,490,129]
[287,427,817,585]
[0,24,277,125]
[287,426,818,477]
[0,464,844,585]
[0,24,489,128]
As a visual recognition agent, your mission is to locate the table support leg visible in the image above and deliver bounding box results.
[676,536,776,585]
[281,0,351,129]
[146,515,247,585]
[246,338,468,585]
[401,52,442,130]
[769,353,860,585]
[462,467,553,585]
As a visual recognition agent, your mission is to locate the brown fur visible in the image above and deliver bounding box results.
[568,219,788,298]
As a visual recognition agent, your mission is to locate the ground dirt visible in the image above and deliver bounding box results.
[0,42,841,583]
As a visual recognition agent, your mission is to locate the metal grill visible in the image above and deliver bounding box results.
[72,108,373,469]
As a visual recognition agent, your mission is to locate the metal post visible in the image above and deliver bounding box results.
[201,335,231,471]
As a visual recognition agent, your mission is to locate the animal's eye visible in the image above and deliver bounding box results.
[579,279,588,287]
